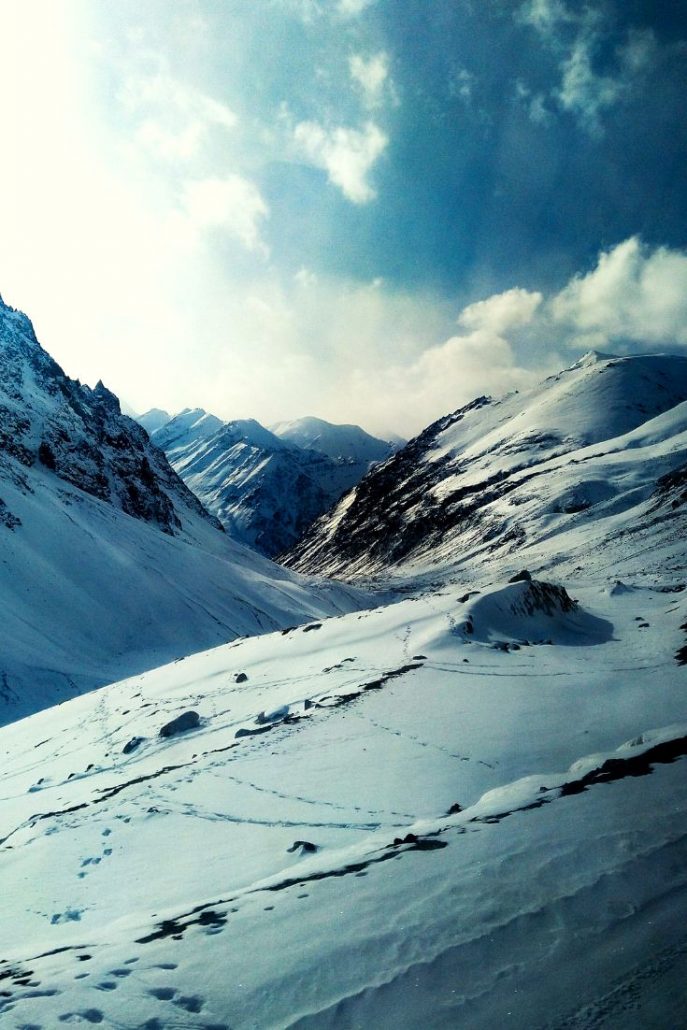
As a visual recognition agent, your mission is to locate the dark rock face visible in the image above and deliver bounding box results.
[0,296,221,535]
[281,395,494,574]
[159,711,200,738]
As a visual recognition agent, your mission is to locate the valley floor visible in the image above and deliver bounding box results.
[1,573,686,1027]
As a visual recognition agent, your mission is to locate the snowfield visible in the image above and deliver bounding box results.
[1,575,686,1027]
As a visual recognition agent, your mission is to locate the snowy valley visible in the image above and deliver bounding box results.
[141,408,397,558]
[1,295,687,1028]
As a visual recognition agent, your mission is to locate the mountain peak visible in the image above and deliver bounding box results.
[571,349,620,368]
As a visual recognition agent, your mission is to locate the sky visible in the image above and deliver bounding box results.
[0,0,686,437]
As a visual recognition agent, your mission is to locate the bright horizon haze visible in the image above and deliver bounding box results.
[0,0,686,437]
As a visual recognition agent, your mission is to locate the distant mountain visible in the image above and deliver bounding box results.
[0,294,366,724]
[282,351,687,581]
[151,411,398,557]
[271,415,397,463]
[137,407,171,435]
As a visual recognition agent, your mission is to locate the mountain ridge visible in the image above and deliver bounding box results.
[147,408,399,557]
[282,352,687,580]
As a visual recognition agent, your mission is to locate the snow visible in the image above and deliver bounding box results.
[0,574,686,1027]
[0,298,369,725]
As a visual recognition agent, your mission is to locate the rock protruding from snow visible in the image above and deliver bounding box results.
[159,711,201,737]
[452,578,613,648]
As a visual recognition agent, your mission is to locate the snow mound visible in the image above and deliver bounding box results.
[457,578,613,646]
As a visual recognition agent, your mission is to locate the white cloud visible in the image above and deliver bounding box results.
[346,241,687,434]
[338,0,376,18]
[349,52,389,109]
[551,237,687,346]
[294,120,388,203]
[183,176,270,255]
[449,67,476,105]
[458,287,543,334]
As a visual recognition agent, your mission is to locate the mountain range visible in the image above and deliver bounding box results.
[284,350,687,583]
[140,407,397,557]
[1,292,686,1028]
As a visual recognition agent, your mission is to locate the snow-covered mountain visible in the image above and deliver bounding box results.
[284,352,687,581]
[271,414,396,463]
[136,407,171,435]
[0,295,367,725]
[149,410,398,558]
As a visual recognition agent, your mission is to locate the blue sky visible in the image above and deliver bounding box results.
[0,0,686,435]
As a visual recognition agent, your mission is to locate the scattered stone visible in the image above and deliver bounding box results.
[303,623,322,632]
[122,736,145,755]
[393,833,418,846]
[234,672,248,683]
[446,802,463,815]
[256,705,289,725]
[159,711,200,738]
[287,840,318,854]
[412,654,428,660]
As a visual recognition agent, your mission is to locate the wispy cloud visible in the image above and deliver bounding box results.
[338,0,376,18]
[517,1,658,134]
[294,120,388,203]
[183,176,270,256]
[118,55,237,162]
[557,26,656,134]
[349,52,390,109]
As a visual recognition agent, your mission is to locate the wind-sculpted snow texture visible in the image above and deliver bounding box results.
[0,296,368,723]
[150,409,396,557]
[284,352,687,581]
[1,575,686,1027]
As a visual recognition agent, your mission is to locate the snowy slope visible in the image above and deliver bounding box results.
[152,412,397,558]
[1,571,686,1027]
[0,296,367,724]
[284,352,687,580]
